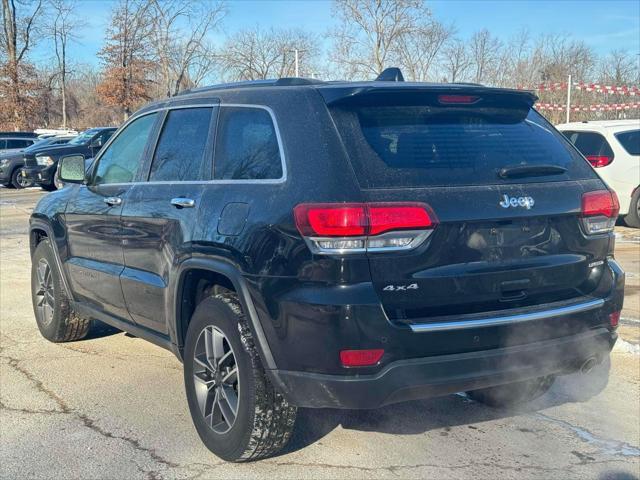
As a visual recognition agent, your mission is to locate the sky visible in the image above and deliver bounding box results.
[32,0,640,73]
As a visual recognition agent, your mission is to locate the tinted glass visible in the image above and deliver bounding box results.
[70,130,98,145]
[149,108,213,181]
[214,107,282,180]
[615,130,640,155]
[565,131,614,158]
[330,106,596,188]
[93,114,157,185]
[6,139,31,148]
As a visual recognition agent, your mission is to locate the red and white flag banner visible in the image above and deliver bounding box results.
[518,83,640,96]
[535,102,640,112]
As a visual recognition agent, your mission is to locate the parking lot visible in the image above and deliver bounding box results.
[1,187,638,479]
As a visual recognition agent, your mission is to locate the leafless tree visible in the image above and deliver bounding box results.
[469,29,503,84]
[440,38,471,82]
[47,0,82,128]
[396,20,453,81]
[1,0,43,129]
[150,0,225,97]
[217,27,319,81]
[330,0,428,79]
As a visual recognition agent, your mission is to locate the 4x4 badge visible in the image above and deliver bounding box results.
[499,194,535,209]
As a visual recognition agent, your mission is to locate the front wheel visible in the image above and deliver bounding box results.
[31,240,91,342]
[466,375,555,408]
[183,293,297,462]
[11,168,33,189]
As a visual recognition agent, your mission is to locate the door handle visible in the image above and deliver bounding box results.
[171,197,196,209]
[103,196,122,206]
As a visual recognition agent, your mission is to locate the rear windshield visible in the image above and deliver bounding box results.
[330,105,597,188]
[615,129,640,155]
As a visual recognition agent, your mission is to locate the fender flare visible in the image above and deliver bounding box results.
[29,218,75,301]
[173,257,277,369]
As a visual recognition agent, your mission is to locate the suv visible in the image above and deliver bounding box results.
[22,127,116,190]
[0,132,37,152]
[29,73,624,462]
[0,136,76,188]
[556,120,640,227]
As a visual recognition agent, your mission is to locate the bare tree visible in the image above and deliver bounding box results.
[395,20,453,81]
[440,38,471,82]
[330,0,428,79]
[217,27,319,81]
[150,0,225,97]
[469,29,502,84]
[47,0,82,128]
[0,0,43,129]
[96,0,154,120]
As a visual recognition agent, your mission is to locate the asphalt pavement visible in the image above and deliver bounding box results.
[1,187,638,480]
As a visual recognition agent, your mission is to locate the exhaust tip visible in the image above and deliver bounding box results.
[580,356,600,374]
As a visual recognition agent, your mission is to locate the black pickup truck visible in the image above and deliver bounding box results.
[22,127,116,190]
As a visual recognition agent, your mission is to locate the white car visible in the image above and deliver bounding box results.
[557,120,640,227]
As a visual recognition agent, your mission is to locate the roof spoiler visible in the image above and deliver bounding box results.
[376,67,404,82]
[319,85,538,108]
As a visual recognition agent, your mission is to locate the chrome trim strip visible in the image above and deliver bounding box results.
[409,298,605,333]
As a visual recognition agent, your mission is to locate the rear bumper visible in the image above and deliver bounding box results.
[269,327,616,409]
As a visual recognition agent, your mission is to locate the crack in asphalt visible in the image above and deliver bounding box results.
[1,355,180,476]
[532,412,640,457]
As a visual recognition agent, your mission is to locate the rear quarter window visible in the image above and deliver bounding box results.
[563,131,614,158]
[330,105,596,188]
[615,130,640,155]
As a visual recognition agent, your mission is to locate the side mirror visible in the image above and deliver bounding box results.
[58,154,86,184]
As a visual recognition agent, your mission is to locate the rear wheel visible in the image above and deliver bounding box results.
[31,240,91,342]
[624,190,640,228]
[183,293,297,462]
[466,375,555,408]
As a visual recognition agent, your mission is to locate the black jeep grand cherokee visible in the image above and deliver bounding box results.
[29,72,624,462]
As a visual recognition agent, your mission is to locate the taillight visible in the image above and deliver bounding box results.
[609,311,621,328]
[581,190,619,234]
[586,155,613,168]
[294,202,437,254]
[340,349,384,367]
[438,95,480,104]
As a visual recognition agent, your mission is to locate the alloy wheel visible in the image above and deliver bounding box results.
[192,325,240,434]
[17,169,32,188]
[34,259,55,326]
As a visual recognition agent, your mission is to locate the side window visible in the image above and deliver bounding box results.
[93,113,157,185]
[0,140,5,149]
[571,131,614,158]
[7,139,31,148]
[615,130,640,155]
[99,130,115,144]
[148,107,213,182]
[214,107,283,180]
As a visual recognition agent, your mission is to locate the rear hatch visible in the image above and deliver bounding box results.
[324,85,613,325]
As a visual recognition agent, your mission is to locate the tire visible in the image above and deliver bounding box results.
[2,182,15,188]
[624,189,640,228]
[31,240,91,342]
[466,375,555,408]
[41,182,57,192]
[183,293,297,462]
[10,168,32,189]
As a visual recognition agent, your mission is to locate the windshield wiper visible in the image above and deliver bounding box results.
[498,164,567,179]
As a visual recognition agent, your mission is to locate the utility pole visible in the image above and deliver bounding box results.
[294,49,299,77]
[566,74,572,123]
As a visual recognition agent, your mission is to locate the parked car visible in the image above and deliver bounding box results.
[22,127,116,190]
[30,71,624,462]
[0,136,76,188]
[0,132,38,152]
[557,120,640,227]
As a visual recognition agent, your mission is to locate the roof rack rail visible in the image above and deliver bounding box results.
[178,79,278,96]
[275,77,325,86]
[376,67,404,82]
